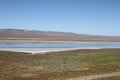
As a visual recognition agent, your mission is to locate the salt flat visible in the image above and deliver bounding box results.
[0,47,101,54]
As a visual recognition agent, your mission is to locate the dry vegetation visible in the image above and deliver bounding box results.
[0,49,120,80]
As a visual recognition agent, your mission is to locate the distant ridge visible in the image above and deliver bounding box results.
[0,29,120,41]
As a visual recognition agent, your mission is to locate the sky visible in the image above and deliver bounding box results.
[0,0,120,36]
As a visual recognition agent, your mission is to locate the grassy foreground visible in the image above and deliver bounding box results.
[0,49,120,80]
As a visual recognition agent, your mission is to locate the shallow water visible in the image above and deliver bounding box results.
[0,40,120,48]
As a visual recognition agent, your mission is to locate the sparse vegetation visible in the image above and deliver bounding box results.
[0,49,120,80]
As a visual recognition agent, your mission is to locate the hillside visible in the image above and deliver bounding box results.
[0,29,120,41]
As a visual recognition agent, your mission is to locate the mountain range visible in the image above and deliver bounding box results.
[0,29,120,41]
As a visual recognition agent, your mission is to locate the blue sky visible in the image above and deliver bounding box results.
[0,0,120,36]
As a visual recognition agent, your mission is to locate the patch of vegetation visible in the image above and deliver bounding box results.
[0,49,120,80]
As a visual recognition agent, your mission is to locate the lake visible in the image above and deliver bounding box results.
[0,40,120,53]
[0,40,120,48]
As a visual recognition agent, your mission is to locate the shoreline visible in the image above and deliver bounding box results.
[0,38,120,42]
[0,47,119,54]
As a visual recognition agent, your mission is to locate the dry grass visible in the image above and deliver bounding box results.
[0,49,120,80]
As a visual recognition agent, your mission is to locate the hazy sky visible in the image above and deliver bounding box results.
[0,0,120,36]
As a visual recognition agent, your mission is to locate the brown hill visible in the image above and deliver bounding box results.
[0,29,120,41]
